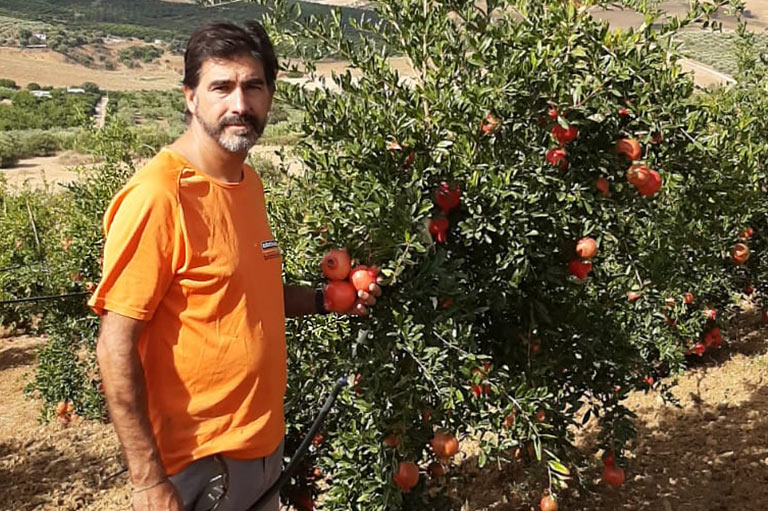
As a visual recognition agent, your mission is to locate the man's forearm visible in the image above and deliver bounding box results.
[96,316,166,486]
[284,285,319,318]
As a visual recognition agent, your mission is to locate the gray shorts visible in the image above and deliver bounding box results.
[169,440,284,511]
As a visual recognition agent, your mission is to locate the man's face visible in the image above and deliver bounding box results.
[186,54,274,153]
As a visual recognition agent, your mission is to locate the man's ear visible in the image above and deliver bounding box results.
[183,86,197,117]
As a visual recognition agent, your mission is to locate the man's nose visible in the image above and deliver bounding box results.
[229,87,247,114]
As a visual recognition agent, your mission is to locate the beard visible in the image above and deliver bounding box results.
[197,112,266,153]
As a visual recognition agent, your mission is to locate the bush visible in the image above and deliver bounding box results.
[0,78,19,89]
[19,120,139,420]
[0,132,20,167]
[80,82,100,94]
[17,130,59,158]
[258,1,759,509]
[0,89,99,130]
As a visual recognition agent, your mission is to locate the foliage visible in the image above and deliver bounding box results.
[17,120,139,420]
[0,0,371,57]
[0,78,19,89]
[117,44,163,67]
[4,1,766,509]
[253,0,757,509]
[0,88,99,131]
[0,132,20,167]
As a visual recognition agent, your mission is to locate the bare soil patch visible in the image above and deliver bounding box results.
[0,47,182,91]
[0,152,93,191]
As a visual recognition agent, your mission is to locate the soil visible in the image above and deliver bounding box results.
[2,307,767,510]
[0,47,182,91]
[0,152,94,192]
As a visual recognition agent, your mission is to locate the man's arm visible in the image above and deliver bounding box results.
[283,284,380,318]
[95,311,181,510]
[283,285,318,318]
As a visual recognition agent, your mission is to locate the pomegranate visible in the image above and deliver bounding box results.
[540,495,558,511]
[321,249,351,281]
[429,217,450,243]
[568,259,592,280]
[548,107,559,120]
[637,169,662,196]
[481,113,501,135]
[434,182,461,212]
[731,243,750,265]
[393,461,419,492]
[602,464,625,488]
[383,434,401,449]
[575,237,598,260]
[349,266,378,293]
[552,124,579,145]
[616,137,642,160]
[546,148,568,170]
[324,281,357,313]
[690,342,706,356]
[431,432,459,459]
[427,461,445,478]
[596,176,610,197]
[683,292,694,305]
[626,164,651,187]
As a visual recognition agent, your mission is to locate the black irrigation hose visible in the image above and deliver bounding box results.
[0,261,47,273]
[247,376,348,511]
[0,291,89,306]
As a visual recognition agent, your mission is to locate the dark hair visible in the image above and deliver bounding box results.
[183,20,278,92]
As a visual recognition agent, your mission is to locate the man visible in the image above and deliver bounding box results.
[89,21,379,511]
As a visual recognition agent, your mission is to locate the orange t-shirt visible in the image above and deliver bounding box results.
[88,147,286,476]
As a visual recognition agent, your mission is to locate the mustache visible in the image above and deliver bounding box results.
[219,114,262,131]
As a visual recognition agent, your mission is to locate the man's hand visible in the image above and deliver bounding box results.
[349,281,383,316]
[131,481,183,511]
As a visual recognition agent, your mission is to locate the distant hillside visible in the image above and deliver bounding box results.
[0,0,369,44]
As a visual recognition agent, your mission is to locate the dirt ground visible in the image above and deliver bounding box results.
[592,0,767,31]
[2,305,768,510]
[0,152,93,191]
[0,47,183,91]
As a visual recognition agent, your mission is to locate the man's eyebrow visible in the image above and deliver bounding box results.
[208,79,234,88]
[244,77,267,86]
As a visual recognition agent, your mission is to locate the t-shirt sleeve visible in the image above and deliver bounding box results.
[87,180,179,321]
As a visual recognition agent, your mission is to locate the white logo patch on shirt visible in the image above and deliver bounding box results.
[260,240,281,260]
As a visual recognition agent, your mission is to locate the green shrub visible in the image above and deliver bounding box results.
[0,78,18,89]
[17,130,58,157]
[0,132,20,167]
[259,1,761,509]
